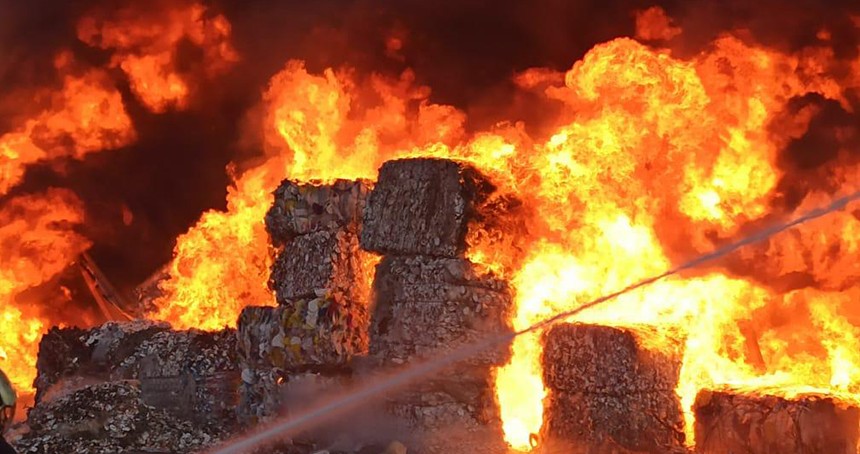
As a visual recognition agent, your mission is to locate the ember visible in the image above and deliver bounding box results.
[3,1,860,453]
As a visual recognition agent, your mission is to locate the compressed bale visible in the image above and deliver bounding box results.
[540,323,686,454]
[269,228,376,302]
[265,178,370,246]
[360,158,497,257]
[34,321,170,403]
[369,256,514,367]
[693,389,860,454]
[238,297,369,371]
[237,368,284,425]
[542,323,683,393]
[15,381,224,453]
[542,391,687,454]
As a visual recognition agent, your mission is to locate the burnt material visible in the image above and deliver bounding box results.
[540,323,686,454]
[368,255,513,430]
[370,255,513,367]
[15,381,225,453]
[265,179,370,246]
[34,321,169,403]
[694,389,860,454]
[33,321,240,427]
[269,228,374,302]
[360,158,497,257]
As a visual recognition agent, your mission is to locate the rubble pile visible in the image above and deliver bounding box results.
[693,389,860,454]
[540,323,688,454]
[238,179,376,424]
[361,158,515,433]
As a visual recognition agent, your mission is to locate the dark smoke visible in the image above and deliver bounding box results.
[1,0,859,298]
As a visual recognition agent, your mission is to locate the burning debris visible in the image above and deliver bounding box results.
[7,2,860,454]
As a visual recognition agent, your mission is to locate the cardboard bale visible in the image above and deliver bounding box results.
[360,158,497,257]
[540,323,686,454]
[369,255,514,368]
[265,179,370,246]
[16,381,224,453]
[693,389,860,454]
[269,228,376,302]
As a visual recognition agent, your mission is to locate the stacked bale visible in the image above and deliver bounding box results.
[361,158,515,430]
[237,179,376,423]
[694,389,860,454]
[540,323,687,453]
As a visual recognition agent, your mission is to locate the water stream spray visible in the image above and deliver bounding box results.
[208,189,860,454]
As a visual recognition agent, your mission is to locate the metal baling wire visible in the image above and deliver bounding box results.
[208,188,860,454]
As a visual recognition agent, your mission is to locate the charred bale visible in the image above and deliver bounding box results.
[266,178,370,246]
[693,389,860,454]
[16,381,224,453]
[360,158,498,257]
[369,255,514,368]
[540,323,686,454]
[34,321,170,403]
[269,227,376,302]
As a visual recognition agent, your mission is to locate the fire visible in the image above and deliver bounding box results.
[0,51,134,397]
[0,54,135,196]
[152,61,466,329]
[0,190,91,395]
[77,0,238,113]
[491,22,860,452]
[147,6,860,452]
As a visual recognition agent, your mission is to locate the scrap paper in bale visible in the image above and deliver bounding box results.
[269,228,374,302]
[34,320,170,403]
[360,158,497,257]
[540,323,686,454]
[266,179,370,246]
[238,302,368,371]
[694,389,860,454]
[369,255,514,367]
[14,381,223,453]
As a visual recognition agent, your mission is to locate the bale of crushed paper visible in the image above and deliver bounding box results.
[34,320,169,403]
[693,389,860,454]
[14,381,224,453]
[360,158,498,257]
[540,323,686,453]
[369,255,514,368]
[265,178,370,246]
[269,227,376,302]
[238,297,369,371]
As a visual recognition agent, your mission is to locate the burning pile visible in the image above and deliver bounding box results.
[4,2,860,454]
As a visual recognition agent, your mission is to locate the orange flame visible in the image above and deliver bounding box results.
[0,52,134,398]
[0,54,135,196]
[77,0,238,112]
[0,189,91,396]
[152,61,466,329]
[148,8,860,452]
